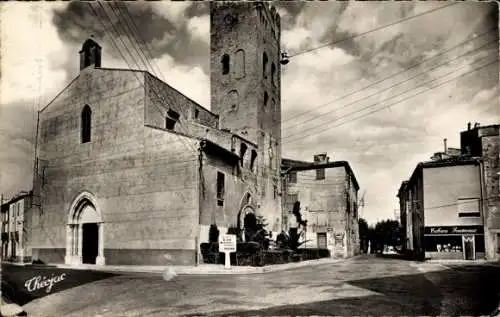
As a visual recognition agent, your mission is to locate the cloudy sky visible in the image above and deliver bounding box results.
[0,1,498,225]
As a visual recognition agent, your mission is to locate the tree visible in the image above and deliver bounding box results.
[358,218,369,253]
[370,219,402,253]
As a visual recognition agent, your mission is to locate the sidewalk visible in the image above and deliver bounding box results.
[48,256,350,275]
[425,259,500,266]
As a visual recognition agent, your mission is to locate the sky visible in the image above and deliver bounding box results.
[0,1,498,225]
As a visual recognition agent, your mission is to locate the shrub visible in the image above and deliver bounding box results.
[209,224,220,243]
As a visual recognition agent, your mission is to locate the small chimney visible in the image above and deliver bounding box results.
[467,122,471,130]
[443,138,447,153]
[313,153,328,164]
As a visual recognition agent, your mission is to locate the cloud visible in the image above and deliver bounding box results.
[51,1,210,79]
[153,55,210,108]
[0,2,68,107]
[0,1,497,225]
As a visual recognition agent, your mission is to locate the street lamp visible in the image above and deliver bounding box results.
[280,52,290,65]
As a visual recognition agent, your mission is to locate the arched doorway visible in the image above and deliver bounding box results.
[65,191,105,265]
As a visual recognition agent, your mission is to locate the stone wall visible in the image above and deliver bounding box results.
[32,68,201,265]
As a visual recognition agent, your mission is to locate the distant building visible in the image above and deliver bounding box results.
[1,191,33,262]
[282,153,360,258]
[400,157,487,260]
[399,123,500,261]
[460,122,500,260]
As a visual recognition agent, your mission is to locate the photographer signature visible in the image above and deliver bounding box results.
[24,273,66,293]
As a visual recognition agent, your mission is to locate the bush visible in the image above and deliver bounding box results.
[296,248,330,260]
[209,224,220,243]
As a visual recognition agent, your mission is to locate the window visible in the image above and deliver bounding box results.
[475,236,485,253]
[264,92,268,108]
[81,105,92,143]
[263,52,268,78]
[271,63,276,85]
[166,109,180,130]
[239,143,247,166]
[317,233,327,249]
[194,109,200,119]
[228,90,239,111]
[287,171,297,183]
[497,234,500,253]
[250,150,257,171]
[274,185,278,199]
[216,172,225,206]
[221,54,230,75]
[457,198,480,218]
[235,49,245,79]
[425,235,463,252]
[316,168,325,180]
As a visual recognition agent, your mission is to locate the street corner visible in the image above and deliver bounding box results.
[1,263,119,307]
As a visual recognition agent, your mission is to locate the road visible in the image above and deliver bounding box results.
[4,255,500,317]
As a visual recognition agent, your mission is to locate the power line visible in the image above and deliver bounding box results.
[284,58,497,145]
[282,28,496,127]
[283,39,496,140]
[289,2,460,58]
[89,2,198,154]
[117,3,166,82]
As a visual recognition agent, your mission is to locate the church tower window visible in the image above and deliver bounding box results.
[250,150,258,172]
[228,90,239,111]
[271,62,276,86]
[81,105,92,143]
[234,49,245,79]
[222,54,230,75]
[262,52,268,78]
[264,92,268,108]
[239,143,247,166]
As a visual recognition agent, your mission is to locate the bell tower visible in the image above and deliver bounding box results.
[210,2,283,232]
[79,38,102,71]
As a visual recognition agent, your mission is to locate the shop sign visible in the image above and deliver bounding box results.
[425,225,483,235]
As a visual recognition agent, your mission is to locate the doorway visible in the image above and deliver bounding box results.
[463,235,475,260]
[82,223,99,264]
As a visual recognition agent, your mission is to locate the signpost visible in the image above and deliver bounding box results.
[219,234,237,269]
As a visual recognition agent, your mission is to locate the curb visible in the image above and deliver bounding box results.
[48,256,356,275]
[1,302,27,317]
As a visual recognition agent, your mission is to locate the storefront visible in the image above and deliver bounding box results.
[424,225,485,260]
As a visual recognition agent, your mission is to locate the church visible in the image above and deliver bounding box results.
[30,2,283,266]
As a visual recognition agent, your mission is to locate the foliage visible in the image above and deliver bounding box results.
[275,201,311,251]
[369,219,403,253]
[244,214,271,250]
[227,227,243,242]
[208,224,220,243]
[358,218,370,253]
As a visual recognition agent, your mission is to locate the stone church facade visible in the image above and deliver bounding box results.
[30,2,283,266]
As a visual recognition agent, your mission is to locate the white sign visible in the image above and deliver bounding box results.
[25,273,66,293]
[219,234,237,269]
[219,234,237,253]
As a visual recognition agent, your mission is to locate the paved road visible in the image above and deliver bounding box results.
[6,255,500,316]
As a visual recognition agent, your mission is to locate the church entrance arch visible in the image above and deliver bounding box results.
[65,191,105,265]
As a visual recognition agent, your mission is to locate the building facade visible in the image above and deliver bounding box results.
[460,123,500,260]
[30,2,283,266]
[400,158,486,261]
[1,191,33,262]
[282,154,360,258]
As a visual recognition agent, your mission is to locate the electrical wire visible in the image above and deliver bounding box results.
[283,57,497,145]
[282,28,497,127]
[289,2,460,58]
